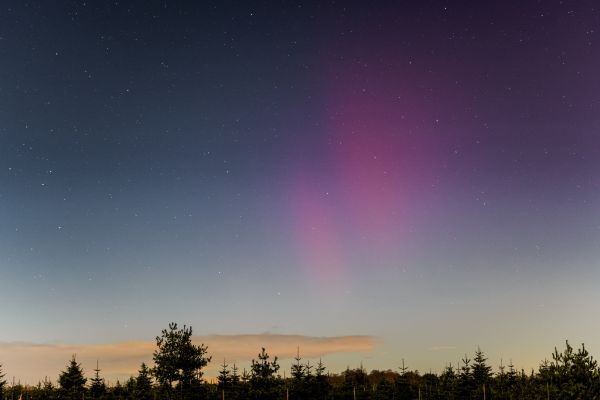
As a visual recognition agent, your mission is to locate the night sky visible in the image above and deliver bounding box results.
[1,0,600,382]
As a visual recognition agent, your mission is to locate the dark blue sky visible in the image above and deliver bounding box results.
[1,0,599,381]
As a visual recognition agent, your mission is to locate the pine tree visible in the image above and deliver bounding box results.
[570,342,599,396]
[152,322,211,399]
[90,361,107,399]
[134,363,153,400]
[58,355,87,400]
[249,348,281,400]
[547,340,599,398]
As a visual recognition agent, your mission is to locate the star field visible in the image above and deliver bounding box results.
[1,0,600,379]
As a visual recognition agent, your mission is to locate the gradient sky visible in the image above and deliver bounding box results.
[1,0,600,383]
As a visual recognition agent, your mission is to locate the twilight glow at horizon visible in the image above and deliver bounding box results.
[1,0,600,384]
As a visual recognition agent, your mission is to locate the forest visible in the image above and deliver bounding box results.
[1,323,599,400]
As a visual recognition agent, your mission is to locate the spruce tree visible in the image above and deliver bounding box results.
[495,359,507,398]
[90,361,107,399]
[396,359,414,399]
[240,368,250,384]
[373,375,394,400]
[290,348,304,381]
[112,380,125,400]
[228,363,241,400]
[41,377,55,400]
[313,359,330,399]
[58,355,87,400]
[134,363,153,400]
[304,360,313,381]
[458,354,473,398]
[505,359,518,397]
[239,368,251,399]
[439,364,457,399]
[125,377,136,399]
[217,359,231,391]
[421,372,439,399]
[341,367,369,400]
[472,347,492,398]
[289,348,305,400]
[231,363,240,386]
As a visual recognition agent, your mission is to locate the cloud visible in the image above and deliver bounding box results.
[0,334,375,385]
[201,334,375,360]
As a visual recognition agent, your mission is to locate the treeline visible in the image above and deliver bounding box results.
[1,323,599,399]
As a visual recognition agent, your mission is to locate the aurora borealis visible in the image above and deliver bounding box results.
[1,0,600,383]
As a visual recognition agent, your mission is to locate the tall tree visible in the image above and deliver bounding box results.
[289,347,306,400]
[58,355,87,400]
[231,363,240,386]
[152,322,211,399]
[217,359,231,391]
[472,347,492,398]
[290,348,304,381]
[134,363,153,400]
[90,361,107,399]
